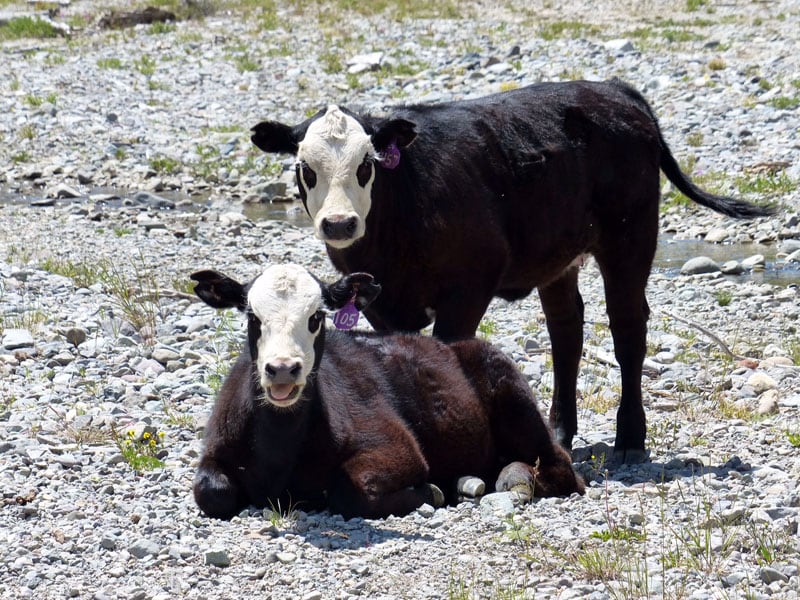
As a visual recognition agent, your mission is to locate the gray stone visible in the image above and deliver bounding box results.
[64,327,87,347]
[479,492,516,519]
[136,214,167,231]
[741,254,766,269]
[680,256,720,275]
[128,539,160,559]
[55,183,82,199]
[77,170,94,185]
[276,551,297,564]
[133,191,176,210]
[205,548,231,567]
[720,260,745,274]
[704,227,729,243]
[152,346,180,364]
[759,566,789,584]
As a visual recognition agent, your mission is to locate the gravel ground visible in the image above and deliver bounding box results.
[1,1,800,599]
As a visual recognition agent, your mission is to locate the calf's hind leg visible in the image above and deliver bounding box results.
[450,341,584,498]
[594,205,658,464]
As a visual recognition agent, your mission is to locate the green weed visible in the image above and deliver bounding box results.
[539,20,600,41]
[25,94,44,108]
[478,318,497,339]
[47,405,109,445]
[97,57,125,69]
[44,52,65,66]
[233,52,260,73]
[149,155,181,175]
[786,430,800,448]
[590,527,647,543]
[101,258,162,344]
[686,131,704,147]
[663,29,702,43]
[134,54,157,76]
[161,399,194,430]
[320,50,343,74]
[734,172,796,197]
[715,290,732,307]
[148,21,176,34]
[0,16,61,40]
[11,151,31,164]
[768,96,800,110]
[114,426,165,472]
[18,123,36,141]
[4,307,47,335]
[39,257,106,289]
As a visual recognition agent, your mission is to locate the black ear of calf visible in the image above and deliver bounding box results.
[250,121,300,154]
[323,272,381,310]
[371,118,417,152]
[190,270,246,310]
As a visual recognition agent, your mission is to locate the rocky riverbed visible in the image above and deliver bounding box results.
[1,0,800,598]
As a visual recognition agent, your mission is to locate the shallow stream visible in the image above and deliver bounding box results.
[2,189,798,286]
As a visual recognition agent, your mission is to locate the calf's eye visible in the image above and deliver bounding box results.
[308,310,324,333]
[296,161,317,190]
[356,155,373,187]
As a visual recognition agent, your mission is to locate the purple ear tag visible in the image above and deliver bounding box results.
[379,142,400,169]
[333,298,359,330]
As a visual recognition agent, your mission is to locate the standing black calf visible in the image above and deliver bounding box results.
[251,78,774,462]
[191,264,584,520]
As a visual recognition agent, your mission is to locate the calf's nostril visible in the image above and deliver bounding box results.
[289,363,302,377]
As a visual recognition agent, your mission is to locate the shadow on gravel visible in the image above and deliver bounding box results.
[288,519,435,551]
[573,442,752,489]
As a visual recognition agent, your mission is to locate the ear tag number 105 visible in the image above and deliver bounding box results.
[333,301,359,330]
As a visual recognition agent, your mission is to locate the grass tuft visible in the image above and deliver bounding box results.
[0,16,61,40]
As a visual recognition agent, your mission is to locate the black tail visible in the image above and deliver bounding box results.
[659,142,775,218]
[613,78,776,219]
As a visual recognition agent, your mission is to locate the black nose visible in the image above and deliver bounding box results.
[321,216,358,240]
[265,362,302,384]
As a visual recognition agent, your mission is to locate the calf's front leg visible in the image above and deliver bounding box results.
[194,457,246,520]
[537,268,584,452]
[327,431,438,519]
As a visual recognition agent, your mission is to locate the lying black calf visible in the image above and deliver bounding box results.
[192,264,584,519]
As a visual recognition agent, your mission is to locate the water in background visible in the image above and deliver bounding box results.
[2,189,796,286]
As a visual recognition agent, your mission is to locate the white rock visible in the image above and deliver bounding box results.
[757,390,780,416]
[747,372,778,394]
[2,328,34,349]
[605,39,635,53]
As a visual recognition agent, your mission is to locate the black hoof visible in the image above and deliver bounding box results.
[611,448,650,465]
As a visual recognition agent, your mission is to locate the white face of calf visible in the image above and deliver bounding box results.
[247,264,324,408]
[296,106,377,248]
